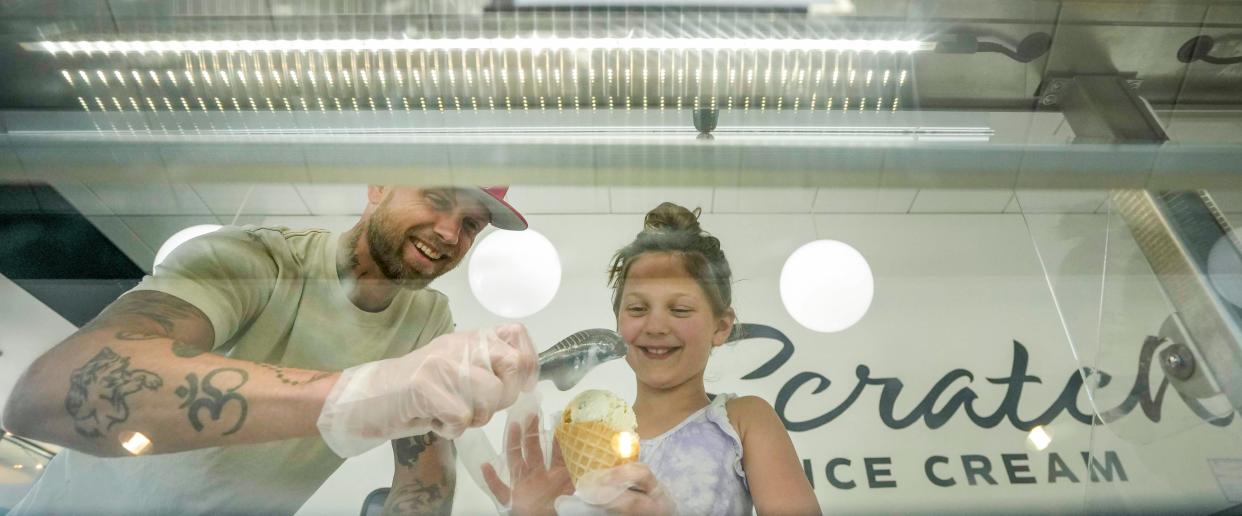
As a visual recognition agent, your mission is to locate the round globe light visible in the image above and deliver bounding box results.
[153,224,222,269]
[779,239,874,333]
[468,228,562,319]
[1208,230,1242,309]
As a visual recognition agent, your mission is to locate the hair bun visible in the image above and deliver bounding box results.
[610,201,732,317]
[643,202,703,233]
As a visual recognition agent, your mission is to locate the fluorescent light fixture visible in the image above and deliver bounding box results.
[515,0,855,8]
[27,37,933,55]
[519,0,811,5]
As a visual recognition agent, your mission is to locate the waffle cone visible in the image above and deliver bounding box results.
[555,418,639,484]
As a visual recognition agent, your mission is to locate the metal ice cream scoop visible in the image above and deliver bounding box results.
[537,328,628,391]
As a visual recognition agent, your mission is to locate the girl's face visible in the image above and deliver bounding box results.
[617,252,734,391]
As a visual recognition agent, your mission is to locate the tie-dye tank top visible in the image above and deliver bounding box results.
[638,393,754,516]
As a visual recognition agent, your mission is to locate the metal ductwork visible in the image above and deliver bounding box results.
[1111,190,1242,415]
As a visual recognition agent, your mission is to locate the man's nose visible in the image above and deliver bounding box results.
[433,216,461,245]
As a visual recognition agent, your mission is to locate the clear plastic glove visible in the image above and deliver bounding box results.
[554,463,677,516]
[480,409,574,516]
[317,323,537,457]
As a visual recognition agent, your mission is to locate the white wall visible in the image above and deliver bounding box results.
[296,211,1242,515]
[0,274,75,510]
[0,275,77,427]
[4,207,1239,515]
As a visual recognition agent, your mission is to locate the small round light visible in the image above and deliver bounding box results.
[154,225,222,269]
[779,240,874,333]
[1027,425,1053,451]
[467,228,561,319]
[119,431,153,455]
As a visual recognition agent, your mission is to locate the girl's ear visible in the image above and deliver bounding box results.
[712,307,736,348]
[366,185,388,205]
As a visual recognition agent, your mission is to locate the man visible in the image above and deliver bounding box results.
[1,185,537,515]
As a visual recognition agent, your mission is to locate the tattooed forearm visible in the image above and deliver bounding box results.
[65,348,163,438]
[256,363,332,386]
[393,433,439,468]
[83,291,204,336]
[112,331,208,358]
[386,480,448,516]
[115,331,163,341]
[388,434,455,515]
[175,368,249,435]
[172,342,207,358]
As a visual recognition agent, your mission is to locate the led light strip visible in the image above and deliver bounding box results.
[24,37,933,55]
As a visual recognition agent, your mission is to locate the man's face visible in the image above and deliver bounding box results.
[365,187,490,288]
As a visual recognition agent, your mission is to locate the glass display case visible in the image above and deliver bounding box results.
[1,0,1240,514]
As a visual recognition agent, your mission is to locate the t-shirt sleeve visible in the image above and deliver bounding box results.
[128,227,278,351]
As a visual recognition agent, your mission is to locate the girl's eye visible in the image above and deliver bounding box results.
[626,306,647,314]
[671,307,693,315]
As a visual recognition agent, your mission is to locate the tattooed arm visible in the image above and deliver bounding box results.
[383,433,457,516]
[0,290,339,457]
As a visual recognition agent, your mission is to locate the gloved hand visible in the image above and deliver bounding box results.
[317,323,538,457]
[554,463,677,516]
[480,410,573,516]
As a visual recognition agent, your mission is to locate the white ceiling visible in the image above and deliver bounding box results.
[24,105,1234,271]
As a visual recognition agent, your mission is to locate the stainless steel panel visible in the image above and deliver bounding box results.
[1111,190,1242,412]
[1045,1,1209,105]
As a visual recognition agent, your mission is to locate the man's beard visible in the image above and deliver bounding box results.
[364,206,435,289]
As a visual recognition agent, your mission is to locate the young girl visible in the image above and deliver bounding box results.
[484,202,820,515]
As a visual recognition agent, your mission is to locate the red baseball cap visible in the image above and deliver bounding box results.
[468,186,528,231]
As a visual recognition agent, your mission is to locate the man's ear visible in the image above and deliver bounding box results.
[712,308,736,348]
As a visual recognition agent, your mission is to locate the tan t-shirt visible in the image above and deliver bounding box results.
[11,225,454,516]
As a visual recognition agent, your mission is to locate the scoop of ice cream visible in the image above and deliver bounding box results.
[565,389,637,431]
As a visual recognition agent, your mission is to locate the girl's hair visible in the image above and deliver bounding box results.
[607,202,733,317]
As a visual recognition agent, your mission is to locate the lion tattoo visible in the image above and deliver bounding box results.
[65,348,163,438]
